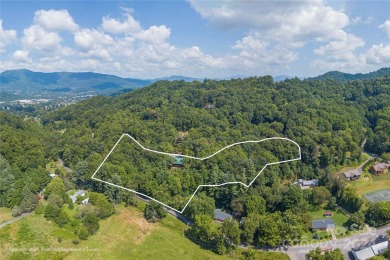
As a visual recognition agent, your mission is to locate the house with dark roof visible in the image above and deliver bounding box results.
[214,209,232,222]
[370,162,390,175]
[312,218,335,231]
[343,168,362,180]
[294,179,319,188]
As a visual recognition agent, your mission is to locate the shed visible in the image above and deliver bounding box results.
[324,211,333,217]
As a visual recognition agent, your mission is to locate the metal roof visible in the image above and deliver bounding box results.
[214,209,232,221]
[311,218,335,229]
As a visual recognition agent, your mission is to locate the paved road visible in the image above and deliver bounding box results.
[0,212,32,229]
[285,224,390,260]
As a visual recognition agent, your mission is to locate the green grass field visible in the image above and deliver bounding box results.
[0,207,12,224]
[302,208,350,242]
[349,171,390,196]
[0,205,288,260]
[307,209,349,227]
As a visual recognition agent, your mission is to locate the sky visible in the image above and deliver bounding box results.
[0,0,389,79]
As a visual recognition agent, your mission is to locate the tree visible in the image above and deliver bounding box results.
[366,201,390,226]
[12,206,22,217]
[184,193,215,221]
[256,212,283,247]
[89,192,114,219]
[19,185,38,213]
[327,196,337,210]
[349,211,365,230]
[281,185,304,212]
[241,213,260,243]
[311,186,331,205]
[193,214,217,243]
[221,219,241,247]
[47,193,64,208]
[55,209,69,227]
[78,225,89,240]
[144,201,167,222]
[306,247,344,260]
[44,177,67,201]
[245,195,266,216]
[44,204,60,220]
[82,213,100,235]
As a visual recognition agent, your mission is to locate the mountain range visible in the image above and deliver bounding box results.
[0,68,389,101]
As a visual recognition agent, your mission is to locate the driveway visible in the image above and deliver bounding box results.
[0,212,32,229]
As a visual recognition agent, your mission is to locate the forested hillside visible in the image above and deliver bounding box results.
[1,72,390,254]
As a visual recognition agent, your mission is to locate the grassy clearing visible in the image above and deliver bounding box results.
[302,207,350,242]
[0,207,13,224]
[67,206,225,260]
[307,208,349,227]
[349,172,390,195]
[0,205,289,260]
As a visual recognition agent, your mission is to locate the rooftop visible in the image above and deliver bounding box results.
[172,156,184,165]
[214,209,232,221]
[343,168,362,178]
[312,218,335,229]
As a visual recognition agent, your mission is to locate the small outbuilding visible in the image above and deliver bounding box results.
[324,211,333,217]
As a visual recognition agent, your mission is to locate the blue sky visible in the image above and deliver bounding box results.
[0,1,389,78]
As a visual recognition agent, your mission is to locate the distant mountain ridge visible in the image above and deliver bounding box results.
[1,68,389,102]
[0,69,151,93]
[309,68,390,82]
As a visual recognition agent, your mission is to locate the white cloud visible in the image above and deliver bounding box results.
[135,25,171,43]
[233,34,297,65]
[189,0,349,44]
[12,50,29,61]
[102,14,141,34]
[74,28,114,51]
[314,34,365,61]
[22,25,62,51]
[379,20,390,39]
[34,9,79,32]
[0,20,17,52]
[365,44,390,64]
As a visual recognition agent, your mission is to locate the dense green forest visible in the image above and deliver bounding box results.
[1,71,390,254]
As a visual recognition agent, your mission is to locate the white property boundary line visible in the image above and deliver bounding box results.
[91,134,301,213]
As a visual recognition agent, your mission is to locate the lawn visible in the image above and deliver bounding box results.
[349,171,390,196]
[0,205,288,260]
[0,207,13,224]
[302,207,350,242]
[307,208,349,227]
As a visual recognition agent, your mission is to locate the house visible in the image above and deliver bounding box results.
[370,162,390,175]
[171,156,184,168]
[49,173,57,178]
[295,179,319,188]
[352,240,389,260]
[214,209,232,222]
[324,211,333,217]
[204,104,215,109]
[81,198,89,206]
[312,218,335,231]
[69,190,86,203]
[343,168,362,180]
